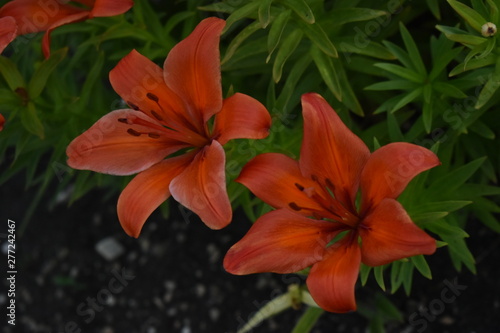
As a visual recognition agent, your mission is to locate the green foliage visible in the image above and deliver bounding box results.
[1,0,499,332]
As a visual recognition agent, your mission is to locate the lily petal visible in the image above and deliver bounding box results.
[170,140,232,229]
[360,142,440,214]
[224,209,344,274]
[163,17,225,127]
[41,11,90,58]
[237,153,328,216]
[117,153,194,238]
[109,49,196,133]
[213,93,271,145]
[307,235,361,313]
[359,198,436,267]
[0,16,17,54]
[90,0,133,17]
[66,109,187,175]
[0,0,87,35]
[300,93,370,210]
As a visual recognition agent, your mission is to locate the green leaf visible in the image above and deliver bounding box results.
[433,82,468,98]
[375,293,403,321]
[487,0,499,22]
[327,8,387,26]
[223,1,260,33]
[291,307,324,333]
[0,56,26,90]
[427,0,441,19]
[475,76,500,109]
[436,25,487,45]
[474,209,500,233]
[374,63,423,83]
[298,21,337,57]
[411,211,449,224]
[267,9,292,61]
[425,157,485,198]
[258,0,273,28]
[422,99,433,133]
[374,266,386,291]
[426,219,469,239]
[382,40,413,70]
[469,120,496,139]
[411,255,432,279]
[311,45,341,101]
[20,102,44,138]
[336,38,395,61]
[273,28,303,82]
[390,87,423,113]
[410,201,472,215]
[360,264,372,286]
[447,0,488,32]
[236,294,292,333]
[279,0,315,24]
[222,21,262,64]
[28,48,67,99]
[365,80,416,91]
[387,112,404,142]
[449,54,496,76]
[399,23,427,74]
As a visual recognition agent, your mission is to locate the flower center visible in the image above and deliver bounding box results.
[120,94,210,147]
[290,176,360,228]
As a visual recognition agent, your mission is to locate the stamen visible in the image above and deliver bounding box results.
[311,174,319,182]
[151,110,164,121]
[295,183,305,191]
[127,101,140,111]
[146,92,159,102]
[118,118,129,124]
[289,202,302,211]
[148,132,160,139]
[127,128,141,137]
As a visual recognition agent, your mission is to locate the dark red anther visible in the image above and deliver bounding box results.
[151,110,163,121]
[118,118,129,124]
[127,128,141,136]
[127,101,140,111]
[295,183,305,191]
[311,174,319,182]
[289,202,302,211]
[146,92,159,102]
[148,132,160,139]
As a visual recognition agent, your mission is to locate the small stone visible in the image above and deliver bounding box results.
[95,237,125,261]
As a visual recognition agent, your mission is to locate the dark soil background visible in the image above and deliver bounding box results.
[1,169,499,333]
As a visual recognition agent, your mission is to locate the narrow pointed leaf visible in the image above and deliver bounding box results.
[374,63,422,83]
[222,21,261,64]
[0,56,25,90]
[399,23,426,74]
[298,21,337,57]
[20,102,44,138]
[374,266,386,291]
[28,48,68,99]
[447,0,487,32]
[267,9,291,57]
[311,45,341,101]
[223,1,260,33]
[273,28,303,82]
[327,8,387,26]
[291,307,324,333]
[411,255,432,279]
[258,0,273,28]
[280,0,315,23]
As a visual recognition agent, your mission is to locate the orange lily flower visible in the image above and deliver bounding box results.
[0,0,133,57]
[0,113,5,131]
[0,16,16,54]
[66,18,271,238]
[224,93,439,313]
